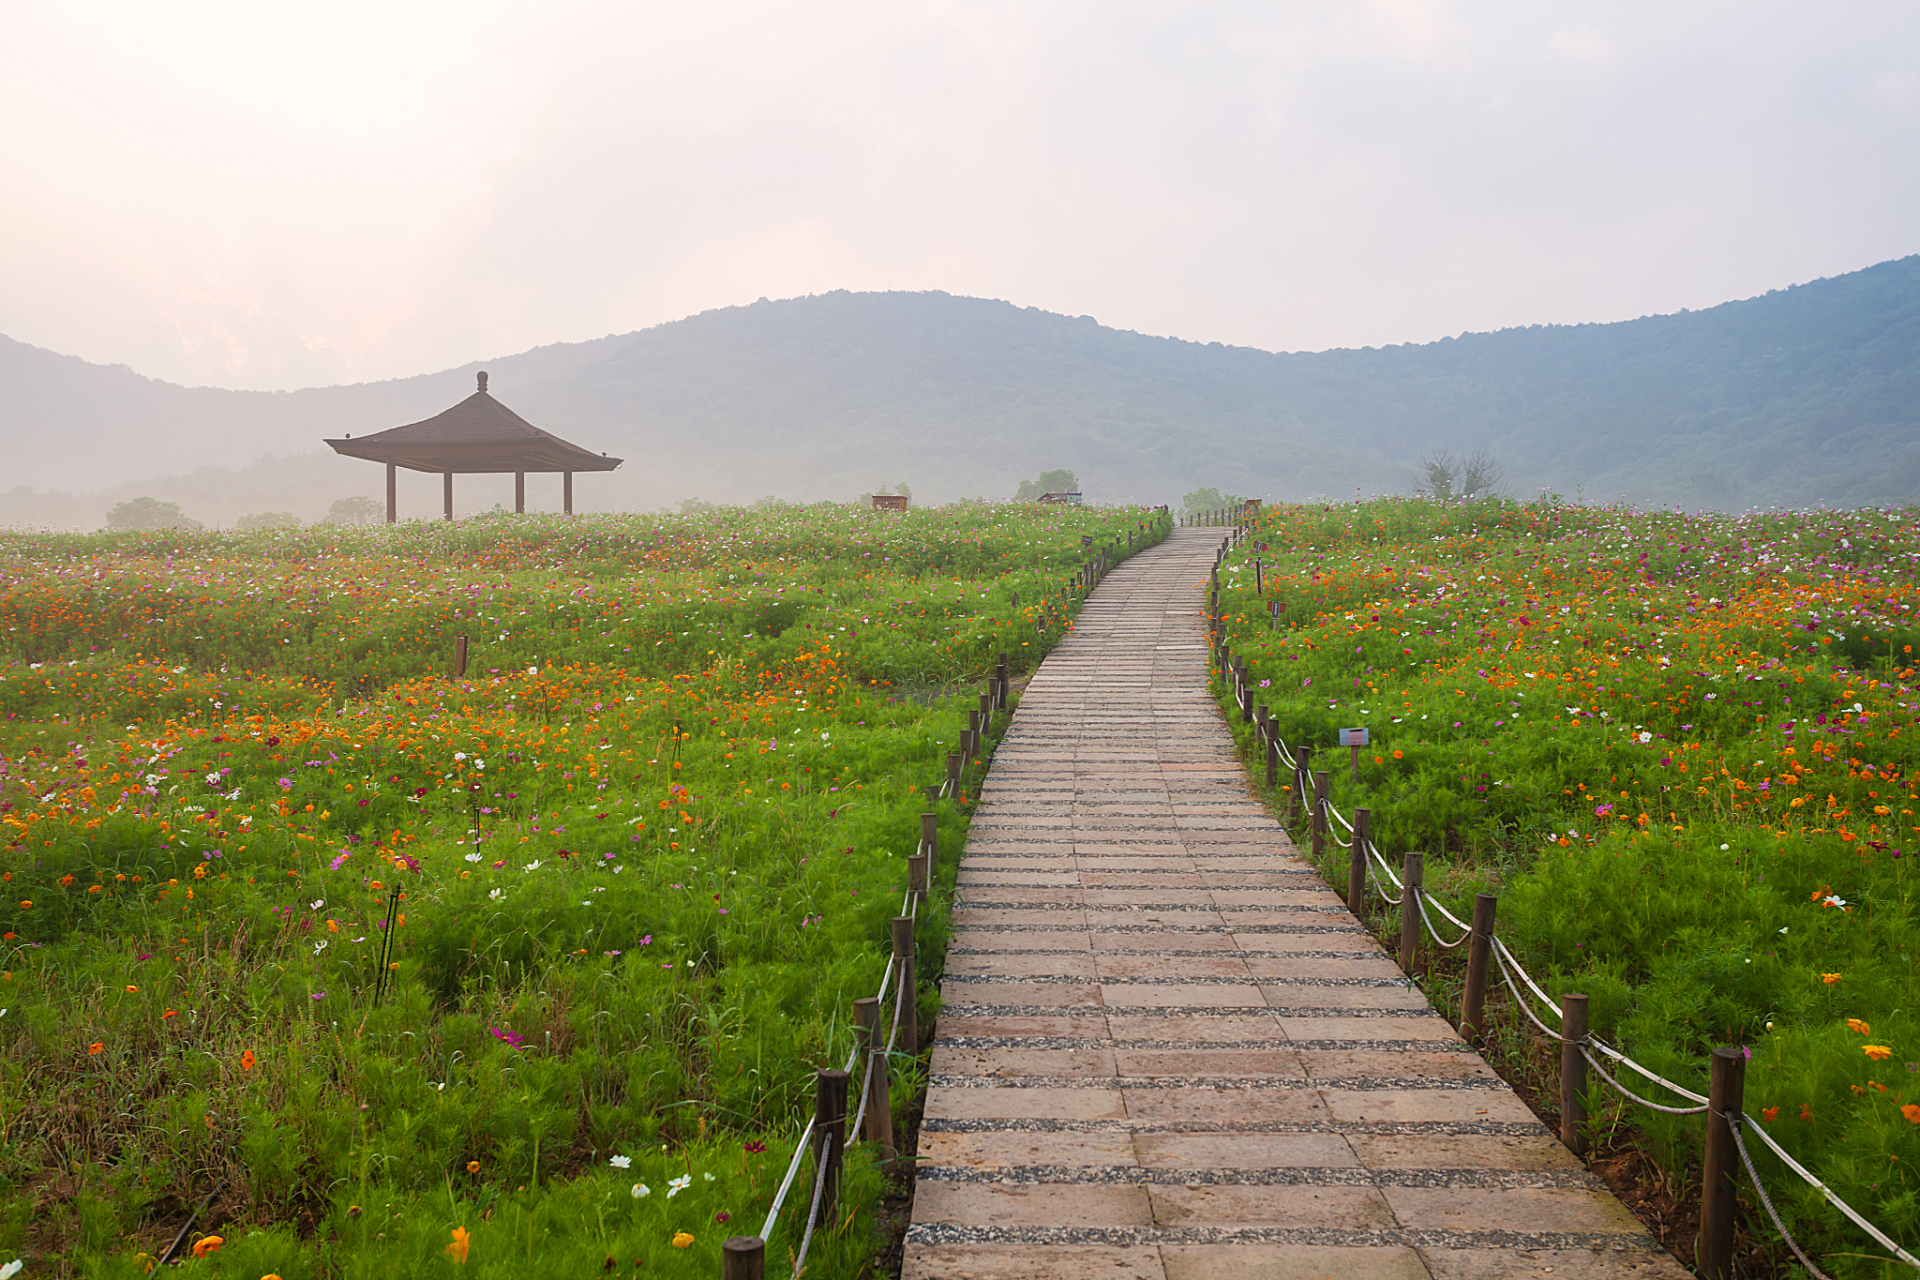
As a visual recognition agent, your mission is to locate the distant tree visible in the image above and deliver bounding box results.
[106,497,199,531]
[753,495,788,508]
[1416,450,1505,500]
[1458,449,1506,499]
[327,495,383,525]
[235,510,299,530]
[1417,452,1458,499]
[1015,469,1079,501]
[1179,487,1240,520]
[678,497,717,515]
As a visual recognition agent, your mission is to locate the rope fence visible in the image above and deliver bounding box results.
[721,508,1180,1277]
[1200,514,1919,1280]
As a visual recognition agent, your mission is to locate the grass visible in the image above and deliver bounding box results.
[1210,496,1920,1276]
[0,501,1169,1278]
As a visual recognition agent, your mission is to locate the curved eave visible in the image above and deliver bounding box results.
[326,439,622,473]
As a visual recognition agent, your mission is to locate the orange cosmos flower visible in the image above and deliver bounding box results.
[1847,1018,1871,1035]
[240,1049,256,1071]
[1821,973,1842,985]
[1903,1104,1920,1125]
[1760,1106,1779,1122]
[1865,1044,1893,1061]
[672,1232,695,1249]
[88,1042,105,1055]
[191,1235,223,1258]
[445,1226,470,1263]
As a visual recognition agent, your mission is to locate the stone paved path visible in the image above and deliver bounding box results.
[901,528,1689,1280]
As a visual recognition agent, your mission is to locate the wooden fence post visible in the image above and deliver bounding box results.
[945,752,961,796]
[1239,662,1253,723]
[920,812,937,863]
[908,852,929,911]
[1310,770,1329,860]
[721,1236,765,1280]
[1698,1046,1747,1280]
[812,1069,848,1230]
[891,916,918,1054]
[453,633,468,678]
[1397,851,1423,972]
[1560,993,1589,1155]
[1461,894,1496,1048]
[852,997,895,1163]
[1348,808,1370,922]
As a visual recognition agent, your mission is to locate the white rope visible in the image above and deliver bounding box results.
[1366,840,1404,889]
[758,1116,817,1243]
[1424,890,1471,933]
[1579,1046,1708,1116]
[1490,942,1569,1042]
[1326,805,1354,834]
[1415,890,1471,948]
[1492,935,1562,1021]
[1740,1109,1920,1269]
[1587,1038,1708,1105]
[789,1129,835,1276]
[884,957,909,1056]
[1328,826,1352,849]
[1730,1117,1841,1279]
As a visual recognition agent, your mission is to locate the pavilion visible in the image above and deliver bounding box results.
[324,372,622,522]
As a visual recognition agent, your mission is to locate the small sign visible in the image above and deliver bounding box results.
[1337,727,1369,747]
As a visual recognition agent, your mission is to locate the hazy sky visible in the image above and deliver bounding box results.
[4,1,1917,391]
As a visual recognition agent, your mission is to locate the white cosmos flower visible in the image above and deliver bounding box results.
[631,1182,650,1199]
[667,1174,692,1197]
[609,1155,631,1169]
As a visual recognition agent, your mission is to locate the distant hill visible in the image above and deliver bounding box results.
[4,255,1918,527]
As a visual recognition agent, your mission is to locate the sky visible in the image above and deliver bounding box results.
[3,0,1917,392]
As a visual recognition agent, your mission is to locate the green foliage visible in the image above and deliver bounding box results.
[105,495,199,531]
[235,510,300,530]
[327,495,382,525]
[1180,487,1240,520]
[0,501,1173,1275]
[1014,469,1079,502]
[1215,496,1920,1273]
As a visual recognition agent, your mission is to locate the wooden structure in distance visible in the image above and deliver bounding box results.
[870,494,910,512]
[324,372,622,522]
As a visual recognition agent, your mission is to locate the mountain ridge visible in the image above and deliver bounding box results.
[3,255,1917,527]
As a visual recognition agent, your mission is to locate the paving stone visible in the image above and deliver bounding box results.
[915,1180,1155,1227]
[1160,1244,1431,1280]
[903,1243,1167,1280]
[905,529,1667,1280]
[918,1127,1141,1169]
[1415,1246,1691,1279]
[1149,1182,1400,1230]
[1133,1129,1359,1171]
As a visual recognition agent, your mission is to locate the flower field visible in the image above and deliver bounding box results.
[0,502,1165,1278]
[1213,496,1920,1272]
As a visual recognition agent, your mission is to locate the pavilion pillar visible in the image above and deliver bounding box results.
[515,471,525,514]
[385,464,396,524]
[443,471,454,521]
[563,471,573,516]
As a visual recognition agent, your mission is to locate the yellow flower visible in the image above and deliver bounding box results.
[672,1232,695,1249]
[1846,1018,1871,1035]
[445,1226,470,1263]
[1864,1044,1893,1061]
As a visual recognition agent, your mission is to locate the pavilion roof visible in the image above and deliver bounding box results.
[325,373,622,474]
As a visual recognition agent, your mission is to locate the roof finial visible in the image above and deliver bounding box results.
[477,371,489,393]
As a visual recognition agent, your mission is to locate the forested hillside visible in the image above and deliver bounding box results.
[3,254,1916,527]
